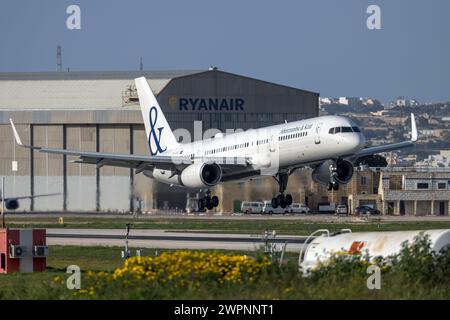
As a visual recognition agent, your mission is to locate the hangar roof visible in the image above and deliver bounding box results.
[0,69,318,111]
[0,70,205,110]
[0,70,203,81]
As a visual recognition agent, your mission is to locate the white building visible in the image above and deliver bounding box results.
[388,96,420,109]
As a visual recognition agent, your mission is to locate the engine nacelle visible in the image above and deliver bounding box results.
[312,159,354,185]
[180,162,222,188]
[5,199,19,210]
[151,169,182,186]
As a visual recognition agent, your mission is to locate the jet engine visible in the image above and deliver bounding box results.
[312,159,354,185]
[5,199,19,210]
[180,162,222,188]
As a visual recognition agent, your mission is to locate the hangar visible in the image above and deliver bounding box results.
[0,69,319,212]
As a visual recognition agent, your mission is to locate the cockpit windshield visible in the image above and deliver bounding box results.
[328,126,361,134]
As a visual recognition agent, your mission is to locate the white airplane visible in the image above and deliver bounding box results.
[10,77,418,211]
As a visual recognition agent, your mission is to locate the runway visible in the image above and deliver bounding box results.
[9,212,450,222]
[46,229,308,252]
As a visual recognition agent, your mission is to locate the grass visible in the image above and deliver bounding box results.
[4,216,450,235]
[0,216,448,299]
[0,240,448,300]
[0,246,136,299]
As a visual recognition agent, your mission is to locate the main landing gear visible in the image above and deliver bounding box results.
[271,172,293,209]
[198,190,219,211]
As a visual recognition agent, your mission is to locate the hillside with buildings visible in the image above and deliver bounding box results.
[320,96,450,166]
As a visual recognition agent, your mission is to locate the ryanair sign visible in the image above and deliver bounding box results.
[169,96,245,111]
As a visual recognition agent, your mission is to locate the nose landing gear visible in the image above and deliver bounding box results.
[327,181,339,191]
[198,190,219,211]
[327,181,340,191]
[327,162,340,191]
[271,172,293,209]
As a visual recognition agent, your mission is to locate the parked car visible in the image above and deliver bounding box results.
[262,201,291,214]
[240,201,263,214]
[291,203,310,214]
[354,205,380,215]
[335,204,348,215]
[317,202,336,214]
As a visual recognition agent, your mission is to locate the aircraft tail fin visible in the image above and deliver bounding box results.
[135,77,179,155]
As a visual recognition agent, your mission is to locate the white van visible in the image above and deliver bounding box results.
[290,203,310,214]
[335,204,348,215]
[240,201,263,214]
[262,201,291,214]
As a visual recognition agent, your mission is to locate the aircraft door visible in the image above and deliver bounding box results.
[314,122,323,144]
[269,134,277,153]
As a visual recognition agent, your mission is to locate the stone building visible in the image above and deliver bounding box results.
[379,168,450,216]
[297,167,450,216]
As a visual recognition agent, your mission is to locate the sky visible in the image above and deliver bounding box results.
[0,0,449,103]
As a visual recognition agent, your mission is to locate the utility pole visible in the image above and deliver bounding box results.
[1,176,5,228]
[56,44,63,72]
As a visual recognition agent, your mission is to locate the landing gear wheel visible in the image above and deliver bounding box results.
[285,194,293,206]
[199,190,220,211]
[271,197,279,209]
[277,194,286,209]
[198,198,205,212]
[332,182,339,191]
[272,172,292,209]
[204,196,211,209]
[327,182,333,191]
[205,197,214,210]
[211,196,219,207]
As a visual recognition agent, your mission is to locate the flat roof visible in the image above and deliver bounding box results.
[0,70,205,81]
[0,69,319,110]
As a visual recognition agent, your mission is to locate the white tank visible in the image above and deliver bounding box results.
[300,229,450,272]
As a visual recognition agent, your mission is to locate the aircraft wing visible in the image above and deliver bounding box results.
[4,193,61,201]
[9,119,249,173]
[42,148,188,172]
[352,113,418,158]
[70,151,248,172]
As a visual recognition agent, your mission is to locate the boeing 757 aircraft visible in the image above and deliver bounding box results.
[10,77,417,211]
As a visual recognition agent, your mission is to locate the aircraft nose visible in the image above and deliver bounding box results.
[346,133,365,152]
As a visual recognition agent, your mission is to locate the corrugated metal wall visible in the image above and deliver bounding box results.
[0,119,158,212]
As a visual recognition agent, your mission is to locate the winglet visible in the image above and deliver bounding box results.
[9,118,24,146]
[411,113,418,142]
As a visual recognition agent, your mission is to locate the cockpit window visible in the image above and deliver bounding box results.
[328,126,360,134]
[341,127,353,133]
